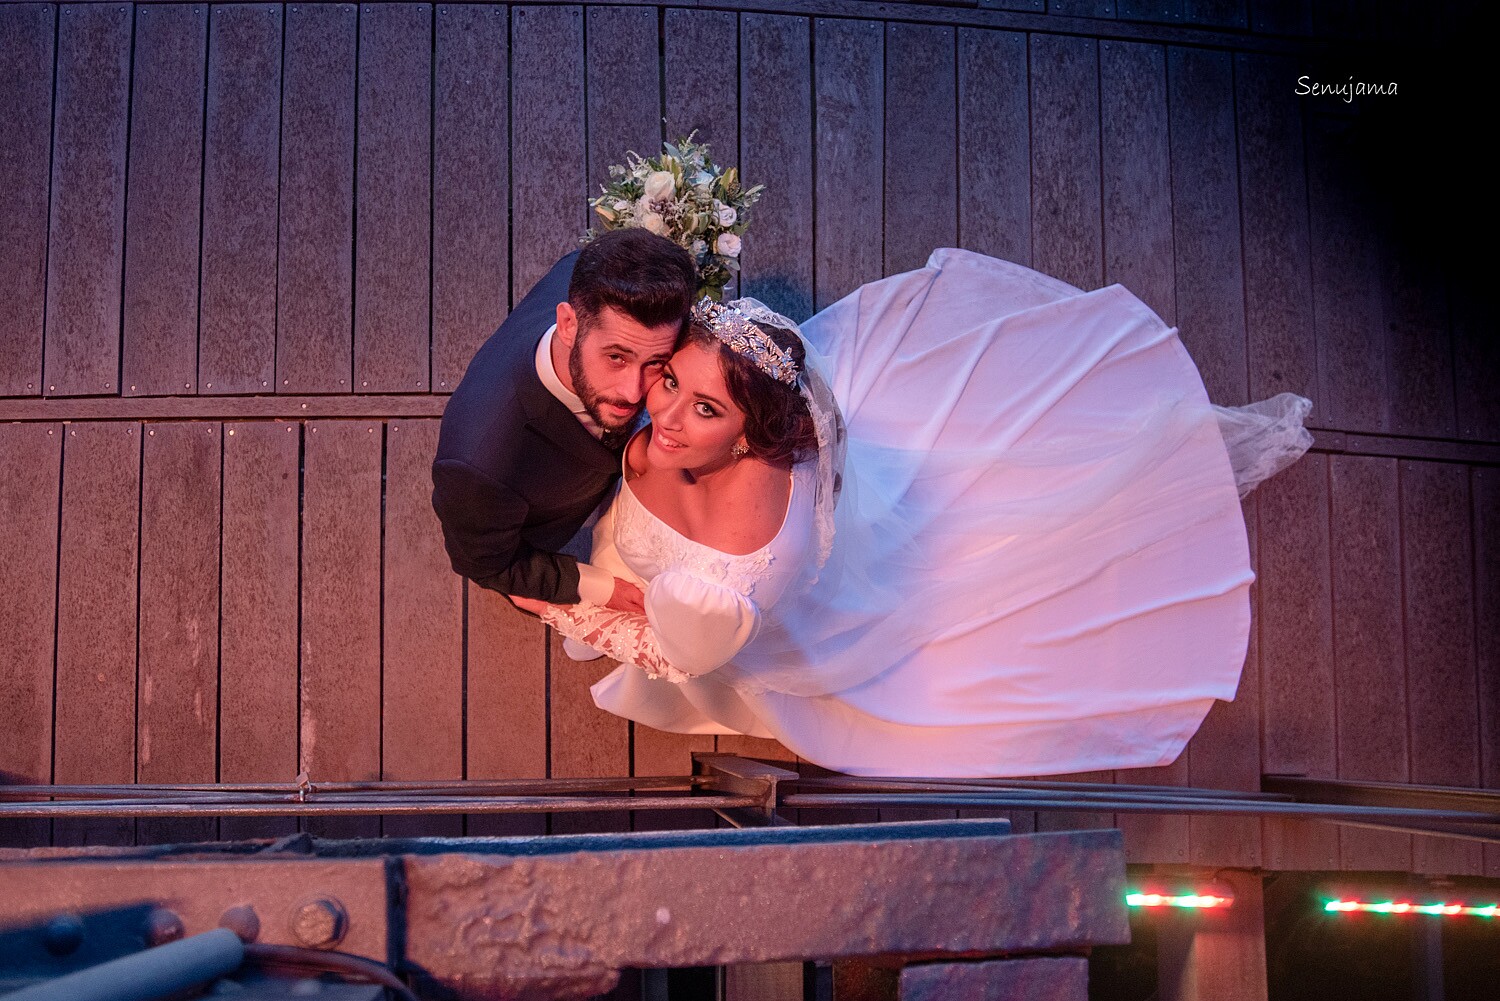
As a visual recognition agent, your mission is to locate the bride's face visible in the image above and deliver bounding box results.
[646,342,748,471]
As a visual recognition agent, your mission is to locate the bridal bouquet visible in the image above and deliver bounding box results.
[583,133,764,301]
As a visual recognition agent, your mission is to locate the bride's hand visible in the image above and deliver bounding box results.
[606,578,646,614]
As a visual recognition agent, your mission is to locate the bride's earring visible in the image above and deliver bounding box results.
[731,441,749,458]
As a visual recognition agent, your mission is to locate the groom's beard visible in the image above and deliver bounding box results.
[569,345,644,448]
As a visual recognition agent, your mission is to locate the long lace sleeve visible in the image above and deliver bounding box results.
[539,570,763,685]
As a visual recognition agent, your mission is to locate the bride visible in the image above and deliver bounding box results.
[512,248,1312,778]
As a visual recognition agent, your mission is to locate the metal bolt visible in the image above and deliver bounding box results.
[290,898,348,950]
[145,907,185,946]
[218,904,261,943]
[43,913,85,956]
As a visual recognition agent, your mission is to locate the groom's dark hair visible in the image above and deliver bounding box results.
[569,229,697,333]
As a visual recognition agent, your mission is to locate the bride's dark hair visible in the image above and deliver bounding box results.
[685,319,817,465]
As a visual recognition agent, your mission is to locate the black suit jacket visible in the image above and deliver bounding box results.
[431,251,621,603]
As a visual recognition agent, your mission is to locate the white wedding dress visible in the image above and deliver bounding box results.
[539,249,1312,777]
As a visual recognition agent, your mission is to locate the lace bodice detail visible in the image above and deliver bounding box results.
[537,441,815,683]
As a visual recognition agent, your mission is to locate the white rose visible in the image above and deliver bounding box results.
[612,199,631,213]
[643,171,676,203]
[691,239,708,257]
[715,204,737,227]
[639,211,668,237]
[715,232,741,258]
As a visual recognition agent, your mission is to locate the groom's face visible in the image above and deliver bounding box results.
[558,303,680,432]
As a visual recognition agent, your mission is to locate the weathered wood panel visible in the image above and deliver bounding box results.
[199,4,282,395]
[44,4,131,398]
[1258,454,1339,870]
[549,632,630,834]
[510,5,586,302]
[1236,53,1318,409]
[219,421,300,841]
[0,423,61,847]
[466,587,549,837]
[136,423,221,845]
[122,5,207,399]
[1168,45,1246,407]
[383,420,465,836]
[813,17,882,311]
[1330,455,1410,871]
[52,423,140,847]
[1476,468,1500,877]
[884,22,956,278]
[586,6,661,190]
[1401,461,1481,875]
[957,28,1029,266]
[355,3,433,394]
[277,3,357,395]
[740,13,814,321]
[300,420,384,838]
[0,4,56,397]
[433,3,510,393]
[1029,33,1100,290]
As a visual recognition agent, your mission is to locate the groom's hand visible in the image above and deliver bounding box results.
[607,578,646,614]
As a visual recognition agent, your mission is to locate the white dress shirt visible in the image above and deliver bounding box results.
[535,323,615,606]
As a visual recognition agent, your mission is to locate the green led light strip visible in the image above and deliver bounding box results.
[1126,892,1233,909]
[1324,899,1499,917]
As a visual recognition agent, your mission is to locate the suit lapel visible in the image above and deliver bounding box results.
[518,367,620,472]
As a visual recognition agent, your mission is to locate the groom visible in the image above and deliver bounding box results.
[432,229,697,611]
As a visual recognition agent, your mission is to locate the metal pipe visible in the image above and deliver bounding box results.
[0,793,759,818]
[0,927,243,1001]
[791,776,1288,800]
[0,776,710,799]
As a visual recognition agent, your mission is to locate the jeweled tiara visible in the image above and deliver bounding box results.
[691,299,800,386]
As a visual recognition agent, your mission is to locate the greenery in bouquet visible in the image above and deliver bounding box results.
[582,132,764,301]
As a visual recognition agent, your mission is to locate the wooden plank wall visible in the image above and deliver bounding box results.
[0,1,1494,877]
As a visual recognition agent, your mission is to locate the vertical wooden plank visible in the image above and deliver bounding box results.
[957,28,1029,267]
[1401,461,1481,875]
[1453,264,1500,442]
[1099,37,1184,864]
[1188,495,1262,867]
[665,10,737,150]
[1100,42,1173,323]
[1307,110,1385,433]
[44,3,131,398]
[433,3,508,394]
[1330,455,1410,871]
[0,4,54,397]
[586,6,661,187]
[510,5,585,303]
[466,587,548,837]
[1029,33,1101,290]
[53,423,140,846]
[0,423,61,847]
[740,13,813,321]
[549,631,630,833]
[1236,53,1317,406]
[1180,0,1248,27]
[1168,46,1246,406]
[631,723,714,833]
[813,17,882,311]
[1049,0,1115,17]
[884,23,956,277]
[1381,235,1455,438]
[301,420,383,839]
[220,421,300,841]
[200,3,282,395]
[664,8,738,299]
[136,423,221,845]
[1475,468,1500,877]
[355,3,433,394]
[1250,0,1313,35]
[1157,871,1268,1001]
[1258,454,1339,870]
[122,5,207,399]
[383,420,464,837]
[278,2,357,395]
